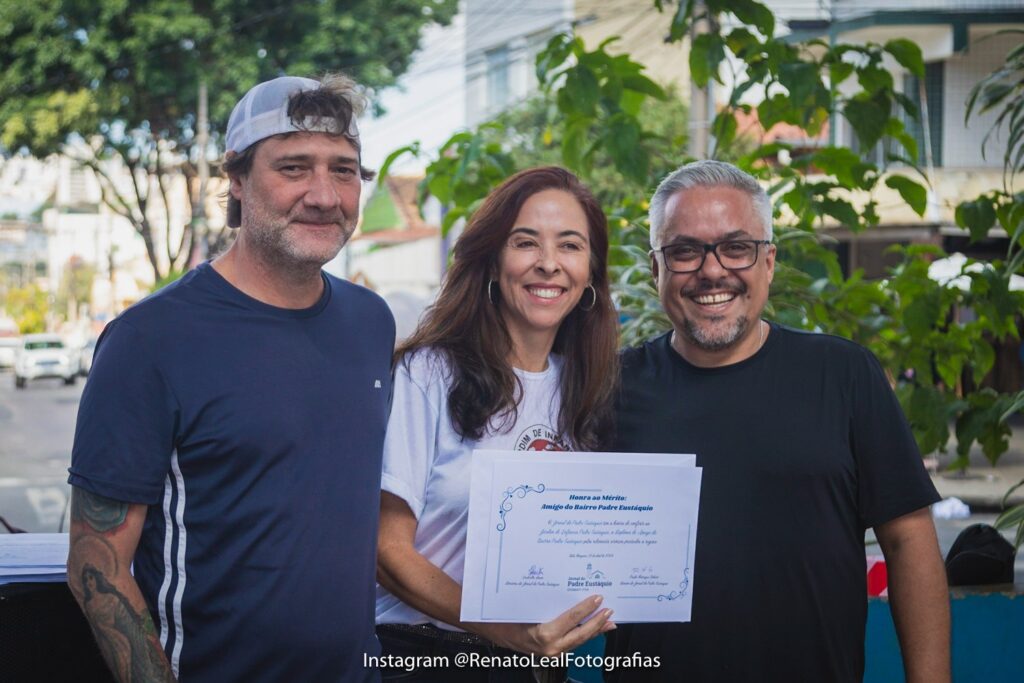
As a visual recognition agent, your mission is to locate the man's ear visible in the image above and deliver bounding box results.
[650,251,660,284]
[225,151,243,200]
[765,244,776,285]
[228,174,244,200]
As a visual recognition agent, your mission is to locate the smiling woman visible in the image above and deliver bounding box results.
[374,167,620,680]
[496,188,594,369]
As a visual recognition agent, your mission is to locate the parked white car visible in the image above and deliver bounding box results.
[0,337,19,369]
[14,334,79,388]
[78,337,98,376]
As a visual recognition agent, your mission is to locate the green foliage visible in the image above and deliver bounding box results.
[957,27,1024,547]
[3,283,48,333]
[0,0,458,280]
[537,35,668,185]
[965,29,1024,188]
[149,269,184,293]
[361,186,402,234]
[383,2,1023,478]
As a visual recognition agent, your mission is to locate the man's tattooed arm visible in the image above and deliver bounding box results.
[67,487,176,683]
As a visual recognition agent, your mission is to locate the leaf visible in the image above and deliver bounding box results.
[536,33,575,85]
[818,197,860,228]
[758,93,796,129]
[667,0,696,43]
[885,39,925,78]
[978,83,1014,114]
[903,292,940,339]
[893,91,920,120]
[994,504,1024,532]
[844,93,890,151]
[885,175,928,216]
[725,27,760,57]
[427,172,452,205]
[689,33,726,87]
[956,390,1014,464]
[622,74,666,100]
[807,147,871,188]
[606,115,647,183]
[1000,390,1024,422]
[955,198,997,242]
[899,383,953,455]
[562,67,600,117]
[561,116,589,171]
[970,339,996,385]
[829,60,855,87]
[779,61,821,106]
[377,143,420,181]
[712,110,737,148]
[857,63,894,94]
[721,0,775,39]
[440,206,465,235]
[1001,476,1024,509]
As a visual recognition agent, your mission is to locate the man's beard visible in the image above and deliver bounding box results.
[681,313,750,351]
[679,276,749,351]
[244,205,354,270]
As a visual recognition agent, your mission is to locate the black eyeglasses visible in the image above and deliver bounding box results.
[652,239,772,274]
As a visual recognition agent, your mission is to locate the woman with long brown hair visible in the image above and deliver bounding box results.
[375,167,620,680]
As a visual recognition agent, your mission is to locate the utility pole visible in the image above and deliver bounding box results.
[688,0,716,159]
[191,78,210,266]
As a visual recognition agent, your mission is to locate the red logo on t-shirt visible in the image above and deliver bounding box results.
[515,424,568,451]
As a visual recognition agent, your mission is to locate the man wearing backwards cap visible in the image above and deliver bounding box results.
[67,74,395,682]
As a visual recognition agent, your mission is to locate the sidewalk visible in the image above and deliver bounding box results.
[929,417,1024,510]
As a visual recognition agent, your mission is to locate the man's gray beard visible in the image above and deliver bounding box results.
[681,314,750,351]
[245,215,352,273]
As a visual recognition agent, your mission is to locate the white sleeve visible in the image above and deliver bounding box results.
[380,354,443,520]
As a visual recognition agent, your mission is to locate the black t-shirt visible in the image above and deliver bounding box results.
[605,325,939,683]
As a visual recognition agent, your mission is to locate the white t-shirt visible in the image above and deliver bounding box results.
[375,348,569,627]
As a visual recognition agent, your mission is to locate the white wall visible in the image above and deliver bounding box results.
[339,238,442,300]
[464,0,573,126]
[358,13,468,174]
[831,0,1024,20]
[943,27,1020,169]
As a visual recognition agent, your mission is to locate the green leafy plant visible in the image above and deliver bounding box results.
[959,28,1024,547]
[0,0,458,282]
[3,283,49,333]
[382,1,1023,482]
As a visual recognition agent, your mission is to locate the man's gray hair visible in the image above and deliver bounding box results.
[648,160,773,249]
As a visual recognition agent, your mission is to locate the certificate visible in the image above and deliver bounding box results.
[461,450,701,624]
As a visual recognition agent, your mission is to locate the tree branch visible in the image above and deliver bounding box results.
[67,152,140,226]
[153,144,178,264]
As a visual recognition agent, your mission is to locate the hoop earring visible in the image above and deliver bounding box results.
[487,279,498,305]
[579,284,596,312]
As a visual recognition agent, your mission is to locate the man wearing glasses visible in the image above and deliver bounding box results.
[605,160,950,682]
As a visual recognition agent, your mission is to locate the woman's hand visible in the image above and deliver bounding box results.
[378,493,614,657]
[466,595,615,657]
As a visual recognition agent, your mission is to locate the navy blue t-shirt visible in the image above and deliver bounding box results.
[69,263,394,682]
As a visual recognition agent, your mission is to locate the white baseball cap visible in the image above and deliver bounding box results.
[225,76,360,154]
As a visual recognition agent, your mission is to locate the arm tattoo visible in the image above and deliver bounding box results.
[79,563,175,682]
[71,488,129,532]
[68,488,175,681]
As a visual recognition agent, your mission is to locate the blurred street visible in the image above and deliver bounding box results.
[0,372,83,532]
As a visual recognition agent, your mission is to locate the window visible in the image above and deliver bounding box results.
[486,46,511,112]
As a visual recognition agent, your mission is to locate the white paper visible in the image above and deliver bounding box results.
[461,451,701,624]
